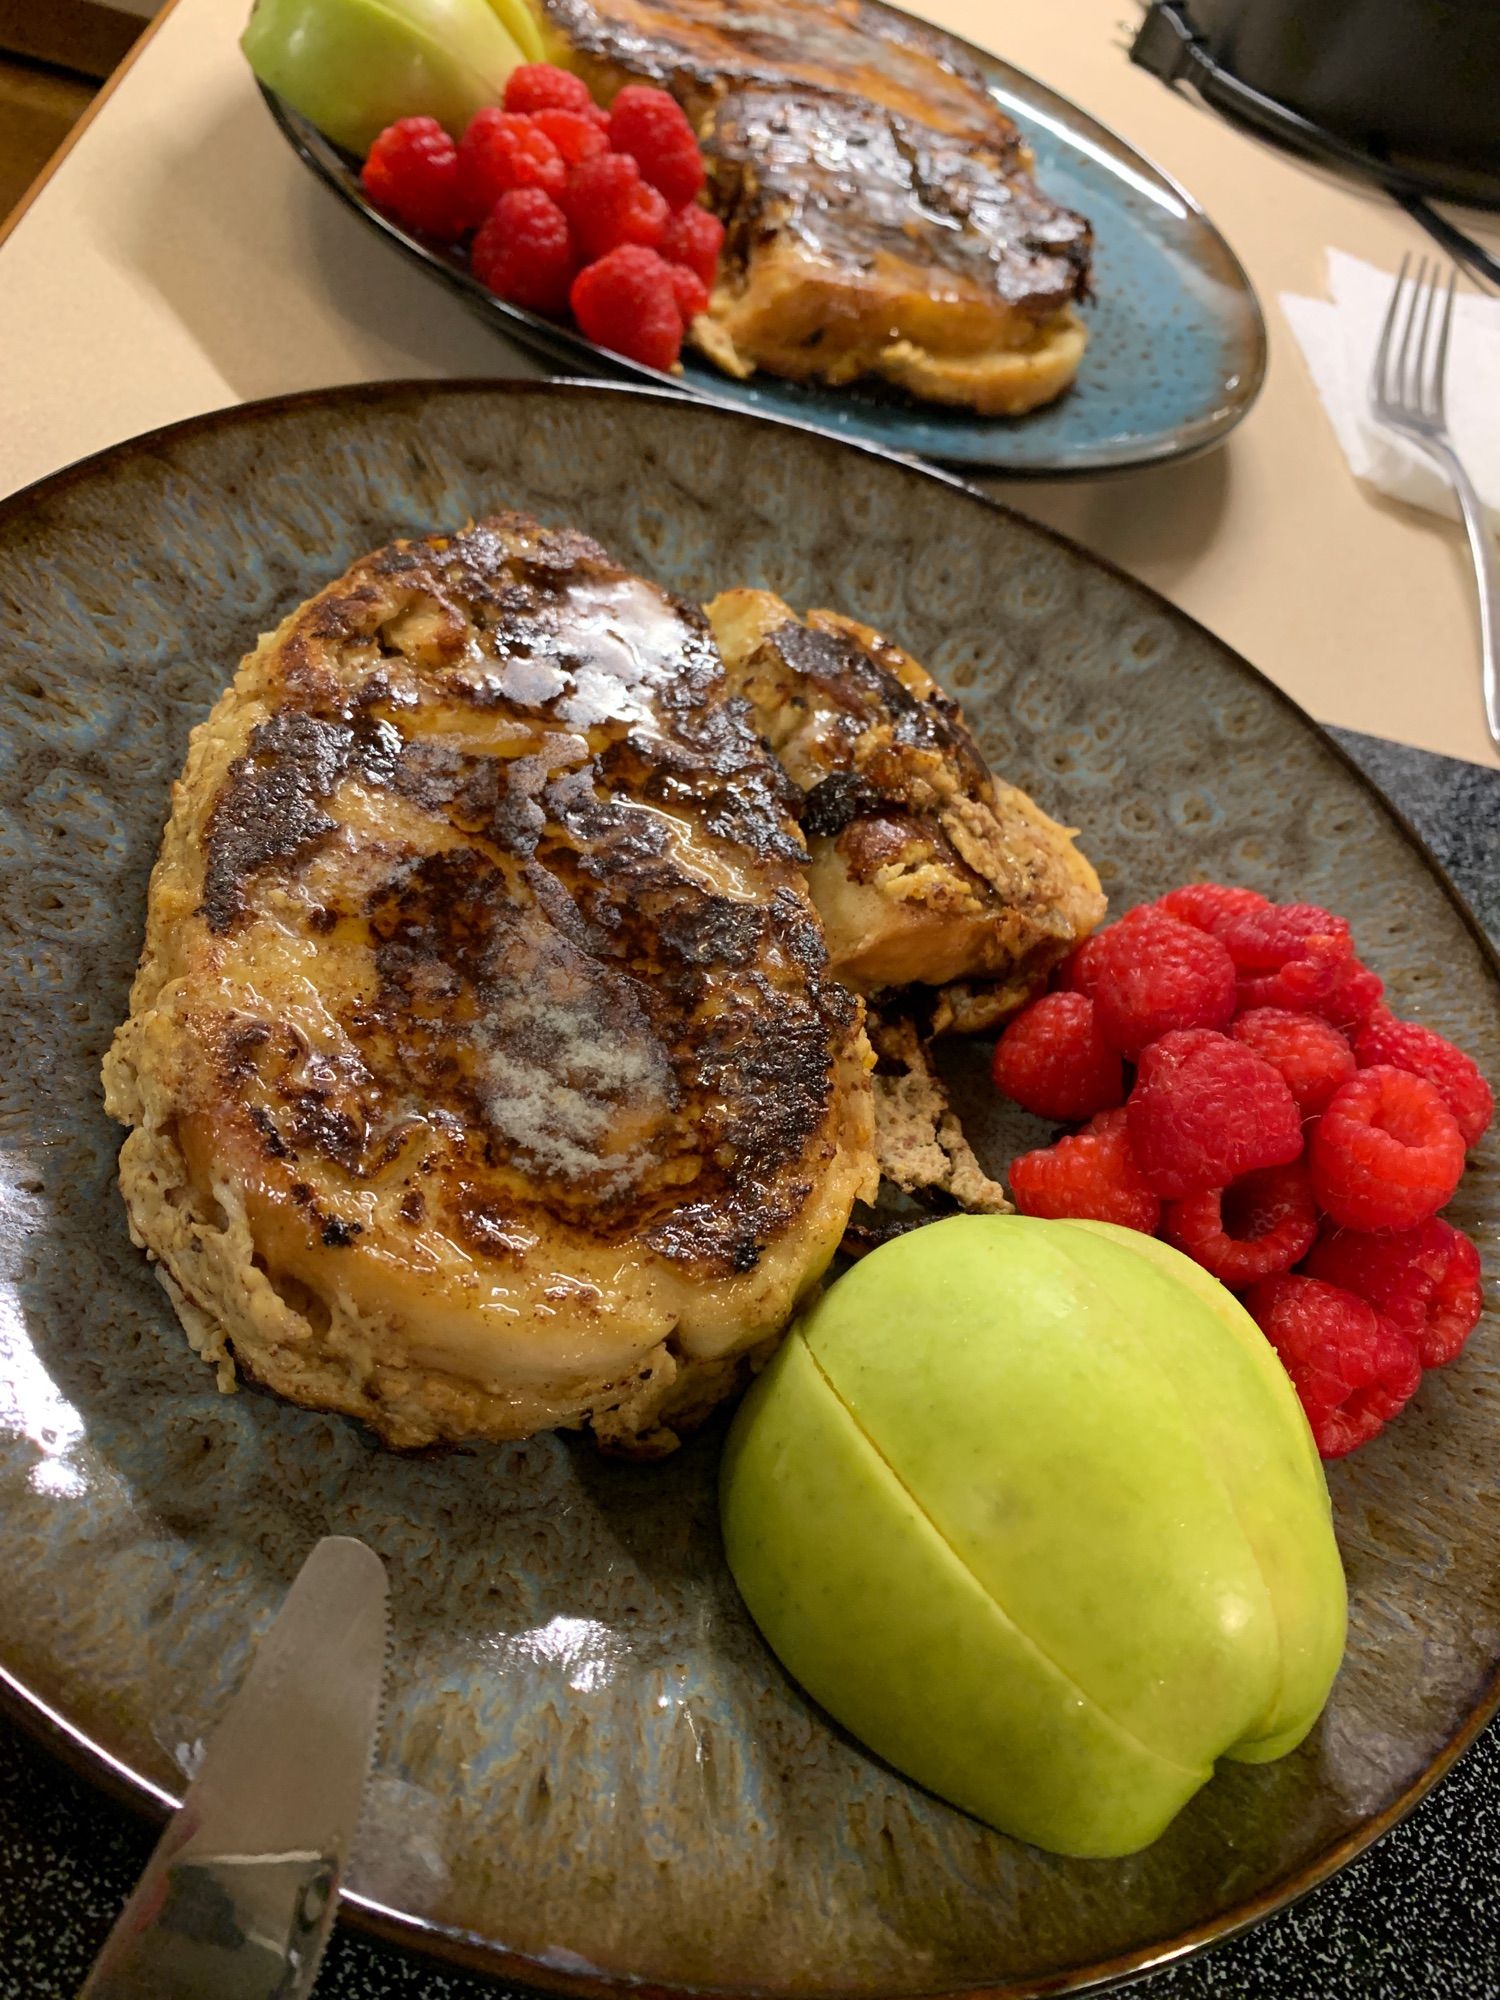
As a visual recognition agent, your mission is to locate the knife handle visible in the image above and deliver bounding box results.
[78,1850,338,2000]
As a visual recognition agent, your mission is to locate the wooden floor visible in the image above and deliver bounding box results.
[0,56,96,224]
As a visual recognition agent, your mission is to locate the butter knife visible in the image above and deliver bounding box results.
[79,1535,388,2000]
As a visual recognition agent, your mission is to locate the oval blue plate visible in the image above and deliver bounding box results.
[260,11,1265,475]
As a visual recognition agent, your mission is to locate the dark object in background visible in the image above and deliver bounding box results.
[1131,0,1500,285]
[0,0,146,81]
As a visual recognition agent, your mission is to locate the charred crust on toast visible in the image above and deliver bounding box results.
[192,512,858,1278]
[702,86,1089,321]
[200,713,347,932]
[801,769,887,838]
[532,0,1091,409]
[539,0,1014,142]
[766,617,991,804]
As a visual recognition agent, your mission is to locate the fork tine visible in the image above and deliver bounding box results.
[1416,260,1442,419]
[1372,251,1409,408]
[1431,267,1458,422]
[1398,255,1427,413]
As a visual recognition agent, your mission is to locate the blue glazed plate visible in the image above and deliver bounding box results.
[0,382,1495,2000]
[260,15,1265,476]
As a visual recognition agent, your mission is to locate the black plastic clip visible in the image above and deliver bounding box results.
[1128,2,1209,88]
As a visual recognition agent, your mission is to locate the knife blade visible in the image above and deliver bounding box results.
[79,1535,388,2000]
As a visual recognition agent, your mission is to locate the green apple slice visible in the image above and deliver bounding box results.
[721,1332,1208,1858]
[796,1215,1282,1773]
[242,0,527,155]
[720,1213,1347,1856]
[481,0,547,64]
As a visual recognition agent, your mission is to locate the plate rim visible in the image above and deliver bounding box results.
[256,3,1267,479]
[0,374,1493,2000]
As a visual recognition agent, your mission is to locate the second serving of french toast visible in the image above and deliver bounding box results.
[538,0,1093,412]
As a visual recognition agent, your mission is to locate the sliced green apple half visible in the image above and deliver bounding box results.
[720,1213,1347,1858]
[242,0,535,156]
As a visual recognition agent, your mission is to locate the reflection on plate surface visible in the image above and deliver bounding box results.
[0,382,1495,2000]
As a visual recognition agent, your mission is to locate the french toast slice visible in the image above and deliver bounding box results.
[707,587,1105,1010]
[537,0,1092,412]
[695,86,1090,414]
[104,517,876,1454]
[539,0,1011,137]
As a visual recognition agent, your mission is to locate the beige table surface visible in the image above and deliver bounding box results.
[2,0,1498,768]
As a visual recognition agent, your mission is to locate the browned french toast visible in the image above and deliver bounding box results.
[541,0,1016,136]
[105,516,1106,1455]
[103,516,876,1454]
[708,586,1105,1009]
[538,0,1093,413]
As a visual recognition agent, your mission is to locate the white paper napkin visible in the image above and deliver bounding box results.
[1281,249,1500,535]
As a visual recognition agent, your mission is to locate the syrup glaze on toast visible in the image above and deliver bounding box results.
[540,0,1093,411]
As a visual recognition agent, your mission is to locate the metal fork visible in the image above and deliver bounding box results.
[1369,254,1500,753]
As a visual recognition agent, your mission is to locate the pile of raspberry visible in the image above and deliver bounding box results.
[360,64,724,372]
[993,882,1490,1460]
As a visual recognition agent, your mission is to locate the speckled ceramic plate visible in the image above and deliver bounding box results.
[259,6,1265,476]
[0,381,1496,2000]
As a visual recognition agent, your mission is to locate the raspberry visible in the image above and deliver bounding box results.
[660,203,724,288]
[502,62,595,117]
[1247,1275,1422,1458]
[1416,1225,1483,1365]
[1054,929,1108,995]
[361,117,467,241]
[1127,1028,1303,1199]
[1157,883,1381,1022]
[570,244,683,370]
[1008,1108,1160,1233]
[606,83,705,208]
[1353,1012,1493,1148]
[470,188,576,314]
[1087,909,1236,1058]
[561,154,669,261]
[1155,886,1363,1008]
[606,81,694,148]
[667,261,710,323]
[1309,954,1385,1032]
[1217,901,1353,973]
[1235,935,1349,1013]
[1156,882,1270,934]
[1309,1066,1465,1231]
[1168,1168,1320,1288]
[1163,1161,1318,1288]
[990,991,1125,1123]
[1305,1218,1483,1368]
[1422,1228,1484,1365]
[457,110,565,220]
[631,182,671,244]
[530,107,610,165]
[642,134,705,211]
[1222,904,1354,1015]
[1231,1008,1356,1116]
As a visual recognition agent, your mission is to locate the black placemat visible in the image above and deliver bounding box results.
[4,728,1496,2000]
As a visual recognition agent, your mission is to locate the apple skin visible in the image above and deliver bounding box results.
[242,0,531,156]
[719,1214,1346,1857]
